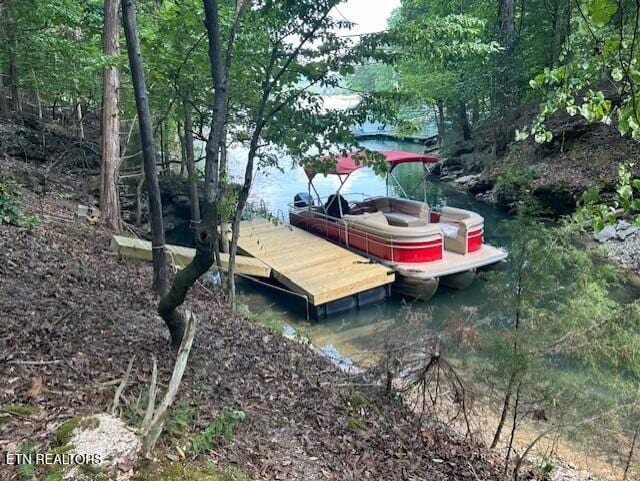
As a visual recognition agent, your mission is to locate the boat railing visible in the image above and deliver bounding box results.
[289,203,441,264]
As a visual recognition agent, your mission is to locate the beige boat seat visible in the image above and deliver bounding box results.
[344,210,389,226]
[438,206,484,254]
[358,197,430,220]
[384,212,428,227]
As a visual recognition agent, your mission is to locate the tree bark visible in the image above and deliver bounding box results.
[0,65,7,117]
[6,0,20,113]
[100,0,123,233]
[219,129,229,254]
[183,100,201,225]
[458,100,471,140]
[495,0,516,152]
[623,421,639,481]
[492,371,515,448]
[122,0,170,299]
[435,99,445,146]
[0,1,7,119]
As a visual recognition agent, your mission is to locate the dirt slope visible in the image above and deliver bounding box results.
[0,157,503,480]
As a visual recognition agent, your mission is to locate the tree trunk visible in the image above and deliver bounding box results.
[157,0,247,346]
[495,0,516,151]
[177,120,186,177]
[219,129,229,254]
[183,100,201,225]
[157,0,230,349]
[122,0,170,299]
[492,371,516,448]
[76,98,85,139]
[0,3,7,119]
[435,99,445,146]
[458,100,471,140]
[504,382,521,473]
[100,0,123,233]
[0,67,7,117]
[6,0,20,113]
[623,421,639,481]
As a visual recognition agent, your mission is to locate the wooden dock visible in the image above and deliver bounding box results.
[237,219,395,307]
[111,235,271,278]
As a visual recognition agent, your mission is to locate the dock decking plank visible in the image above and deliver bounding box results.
[238,220,394,305]
[111,235,271,278]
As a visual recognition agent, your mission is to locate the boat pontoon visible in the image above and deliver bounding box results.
[289,151,508,300]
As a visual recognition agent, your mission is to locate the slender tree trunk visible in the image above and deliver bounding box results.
[183,100,201,225]
[0,69,7,117]
[435,99,445,146]
[458,100,471,140]
[623,421,639,481]
[100,0,122,233]
[495,0,516,151]
[492,371,516,448]
[177,120,186,177]
[219,129,229,254]
[6,0,20,113]
[76,98,85,139]
[504,382,522,473]
[0,6,7,119]
[157,0,229,348]
[122,0,170,300]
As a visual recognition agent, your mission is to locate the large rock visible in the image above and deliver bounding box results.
[615,220,639,240]
[594,225,617,243]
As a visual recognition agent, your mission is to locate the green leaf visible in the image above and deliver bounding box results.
[611,68,623,82]
[617,185,633,200]
[587,0,618,25]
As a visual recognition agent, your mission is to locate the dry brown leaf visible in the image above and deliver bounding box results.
[28,376,43,397]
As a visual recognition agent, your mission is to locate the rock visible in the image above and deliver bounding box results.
[454,174,481,186]
[616,220,631,230]
[467,177,493,194]
[430,161,442,177]
[594,225,617,243]
[475,192,496,205]
[617,226,638,240]
[61,413,141,481]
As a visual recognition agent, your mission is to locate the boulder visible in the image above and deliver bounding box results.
[594,225,617,243]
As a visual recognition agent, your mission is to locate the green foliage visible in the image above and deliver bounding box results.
[491,167,537,208]
[18,440,36,481]
[188,408,245,457]
[573,162,640,230]
[0,177,40,228]
[477,209,626,448]
[166,402,197,438]
[2,403,40,416]
[519,0,640,144]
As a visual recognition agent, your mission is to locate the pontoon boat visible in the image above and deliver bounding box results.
[289,151,508,300]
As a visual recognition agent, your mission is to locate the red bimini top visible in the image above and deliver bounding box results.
[304,150,439,180]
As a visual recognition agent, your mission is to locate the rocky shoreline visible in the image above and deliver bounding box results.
[431,155,640,277]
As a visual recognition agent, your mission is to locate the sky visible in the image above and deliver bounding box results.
[332,0,401,36]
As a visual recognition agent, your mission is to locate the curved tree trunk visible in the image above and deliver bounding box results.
[122,0,170,301]
[100,0,122,232]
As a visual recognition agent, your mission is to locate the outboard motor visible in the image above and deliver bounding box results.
[294,192,314,208]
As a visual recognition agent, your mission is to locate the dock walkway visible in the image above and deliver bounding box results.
[238,219,395,308]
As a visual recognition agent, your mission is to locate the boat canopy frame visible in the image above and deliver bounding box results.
[304,150,439,217]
